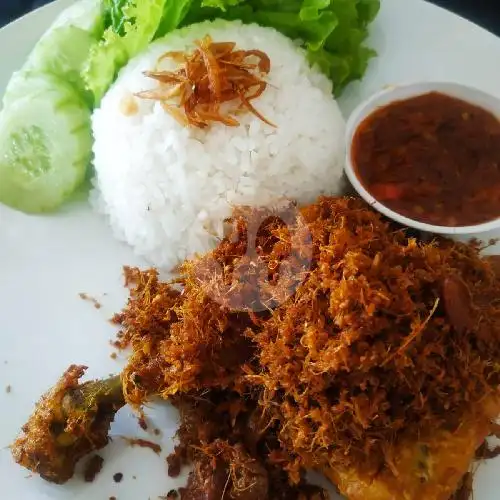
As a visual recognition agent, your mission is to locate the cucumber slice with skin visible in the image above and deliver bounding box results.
[2,0,104,110]
[45,0,105,39]
[23,26,97,106]
[0,82,92,213]
[3,72,67,109]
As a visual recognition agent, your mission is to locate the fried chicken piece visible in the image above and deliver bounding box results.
[169,392,328,500]
[11,197,500,499]
[326,410,497,500]
[11,366,124,484]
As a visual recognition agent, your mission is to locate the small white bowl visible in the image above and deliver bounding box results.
[344,81,500,235]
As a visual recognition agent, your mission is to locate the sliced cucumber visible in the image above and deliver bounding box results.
[22,25,97,106]
[0,82,92,213]
[1,0,104,110]
[3,72,65,109]
[46,0,105,39]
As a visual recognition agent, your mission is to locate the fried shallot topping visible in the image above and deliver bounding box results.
[136,35,274,129]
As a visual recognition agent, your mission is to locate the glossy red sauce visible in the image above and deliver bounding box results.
[352,92,500,226]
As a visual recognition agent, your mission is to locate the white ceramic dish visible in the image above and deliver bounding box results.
[1,1,500,499]
[344,81,500,235]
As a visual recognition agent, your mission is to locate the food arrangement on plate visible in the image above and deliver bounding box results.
[3,1,500,499]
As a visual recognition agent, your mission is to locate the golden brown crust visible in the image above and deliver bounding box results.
[11,366,124,484]
[326,412,496,500]
[14,196,500,497]
[117,197,500,485]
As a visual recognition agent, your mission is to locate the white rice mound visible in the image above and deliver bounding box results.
[91,20,346,269]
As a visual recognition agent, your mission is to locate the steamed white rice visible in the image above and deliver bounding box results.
[91,20,346,269]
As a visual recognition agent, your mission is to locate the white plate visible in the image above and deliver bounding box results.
[1,0,500,499]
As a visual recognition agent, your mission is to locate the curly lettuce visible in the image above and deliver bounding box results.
[83,0,380,103]
[185,0,381,95]
[83,0,173,103]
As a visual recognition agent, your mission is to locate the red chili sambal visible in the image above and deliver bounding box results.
[351,92,500,226]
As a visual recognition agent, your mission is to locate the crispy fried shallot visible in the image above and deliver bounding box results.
[136,35,275,129]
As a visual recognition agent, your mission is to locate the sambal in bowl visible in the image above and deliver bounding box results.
[345,81,500,235]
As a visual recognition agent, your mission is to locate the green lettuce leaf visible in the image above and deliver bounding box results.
[104,0,130,35]
[84,0,380,103]
[155,0,195,37]
[83,0,169,104]
[201,0,244,10]
[182,0,381,95]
